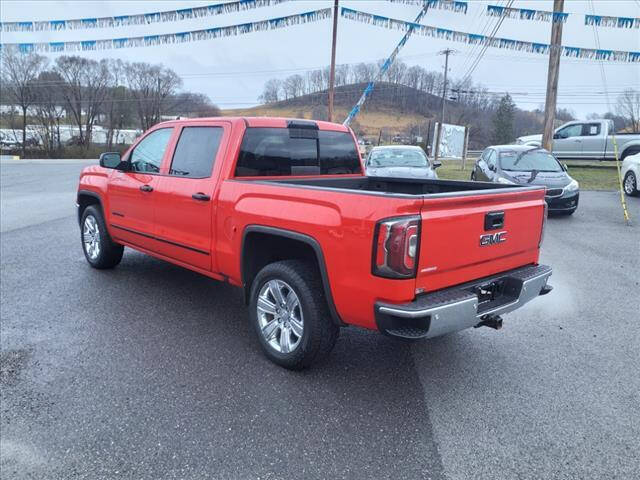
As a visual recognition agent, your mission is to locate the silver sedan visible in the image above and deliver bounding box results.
[364,145,441,179]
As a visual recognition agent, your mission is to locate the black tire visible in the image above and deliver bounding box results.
[80,205,124,269]
[624,171,639,197]
[249,260,339,370]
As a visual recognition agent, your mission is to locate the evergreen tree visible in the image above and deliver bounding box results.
[492,94,516,144]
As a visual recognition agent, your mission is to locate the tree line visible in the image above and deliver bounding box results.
[1,48,220,157]
[259,59,640,148]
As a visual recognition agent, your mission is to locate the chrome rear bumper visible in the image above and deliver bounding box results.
[375,264,552,340]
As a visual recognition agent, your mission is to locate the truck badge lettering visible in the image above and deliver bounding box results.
[480,231,507,246]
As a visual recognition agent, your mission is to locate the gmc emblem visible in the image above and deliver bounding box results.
[480,231,507,246]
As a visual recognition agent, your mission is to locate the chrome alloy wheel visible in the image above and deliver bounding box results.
[257,279,304,354]
[83,215,101,260]
[624,172,636,195]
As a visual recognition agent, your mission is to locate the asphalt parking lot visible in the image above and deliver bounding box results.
[1,159,639,480]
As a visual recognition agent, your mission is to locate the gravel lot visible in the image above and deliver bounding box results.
[1,159,639,479]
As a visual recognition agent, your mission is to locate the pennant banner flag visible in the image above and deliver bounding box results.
[341,7,640,63]
[486,5,568,23]
[0,0,293,32]
[385,0,468,14]
[585,15,640,29]
[0,8,332,53]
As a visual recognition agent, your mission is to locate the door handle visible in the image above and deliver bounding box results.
[139,184,153,192]
[192,192,210,201]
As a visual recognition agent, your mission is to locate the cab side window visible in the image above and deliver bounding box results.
[557,124,582,139]
[487,150,497,169]
[130,128,173,173]
[170,127,223,178]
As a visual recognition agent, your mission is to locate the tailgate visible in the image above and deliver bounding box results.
[416,188,546,293]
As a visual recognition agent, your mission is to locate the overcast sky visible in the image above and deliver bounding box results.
[1,0,638,117]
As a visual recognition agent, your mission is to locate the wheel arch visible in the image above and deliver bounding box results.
[77,190,104,225]
[241,225,343,326]
[620,143,640,160]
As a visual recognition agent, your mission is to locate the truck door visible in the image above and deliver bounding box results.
[107,127,174,249]
[152,123,227,271]
[552,123,583,158]
[579,122,603,159]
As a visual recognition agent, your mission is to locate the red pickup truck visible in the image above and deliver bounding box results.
[77,117,552,369]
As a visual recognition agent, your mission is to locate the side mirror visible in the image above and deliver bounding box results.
[488,163,496,172]
[432,160,442,169]
[99,152,125,170]
[553,133,560,140]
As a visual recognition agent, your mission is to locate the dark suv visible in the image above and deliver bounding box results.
[471,145,579,215]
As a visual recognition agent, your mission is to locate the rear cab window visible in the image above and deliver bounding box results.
[235,127,361,177]
[581,123,601,136]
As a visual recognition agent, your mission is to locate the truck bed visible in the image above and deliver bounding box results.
[260,176,543,197]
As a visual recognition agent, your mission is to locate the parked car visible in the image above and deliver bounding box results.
[0,130,20,149]
[516,119,640,161]
[77,117,552,370]
[365,145,440,179]
[622,152,640,196]
[471,145,579,215]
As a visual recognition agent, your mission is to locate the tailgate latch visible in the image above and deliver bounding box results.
[484,211,505,231]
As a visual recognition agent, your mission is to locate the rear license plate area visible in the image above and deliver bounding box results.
[474,280,504,305]
[469,278,521,314]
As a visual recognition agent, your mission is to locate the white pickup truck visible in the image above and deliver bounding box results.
[516,119,640,161]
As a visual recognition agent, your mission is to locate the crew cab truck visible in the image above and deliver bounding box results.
[77,117,553,369]
[516,119,640,161]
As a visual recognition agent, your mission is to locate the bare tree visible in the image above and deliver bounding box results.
[616,89,640,132]
[168,92,221,117]
[102,59,127,149]
[335,64,350,87]
[126,63,182,130]
[54,56,111,148]
[31,70,66,156]
[0,47,48,156]
[258,78,283,103]
[307,69,325,92]
[282,74,306,99]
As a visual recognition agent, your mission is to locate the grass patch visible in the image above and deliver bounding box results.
[436,159,622,191]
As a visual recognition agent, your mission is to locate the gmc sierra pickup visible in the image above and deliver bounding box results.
[77,117,553,369]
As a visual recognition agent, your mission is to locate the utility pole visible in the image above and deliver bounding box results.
[434,48,454,163]
[542,0,564,151]
[327,0,339,123]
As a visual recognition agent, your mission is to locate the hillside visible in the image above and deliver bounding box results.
[222,81,576,149]
[223,82,445,140]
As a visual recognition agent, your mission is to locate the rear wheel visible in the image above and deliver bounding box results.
[81,205,124,269]
[249,260,339,370]
[624,171,639,196]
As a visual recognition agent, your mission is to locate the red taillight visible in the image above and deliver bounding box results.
[373,216,420,278]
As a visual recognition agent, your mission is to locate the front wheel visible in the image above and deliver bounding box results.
[81,205,124,269]
[624,171,639,197]
[249,260,339,370]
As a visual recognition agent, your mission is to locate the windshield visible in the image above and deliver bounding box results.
[500,150,562,172]
[368,148,429,168]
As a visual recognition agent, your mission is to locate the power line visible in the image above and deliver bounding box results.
[459,0,515,85]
